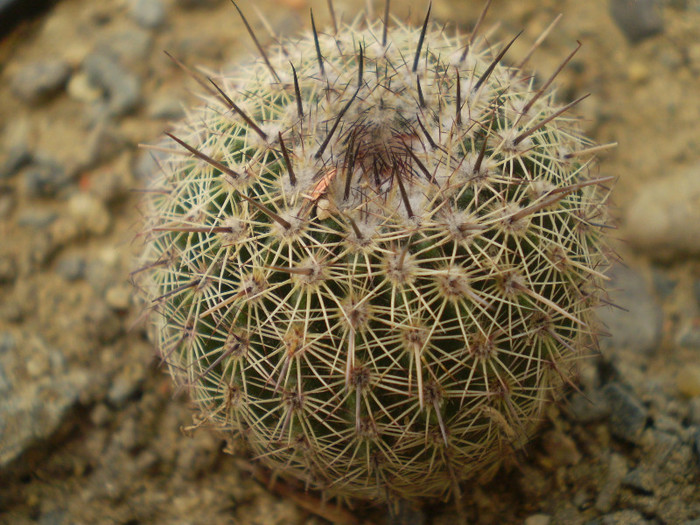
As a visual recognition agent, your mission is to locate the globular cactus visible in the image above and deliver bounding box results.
[134,0,613,504]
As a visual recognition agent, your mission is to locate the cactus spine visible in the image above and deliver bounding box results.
[134,2,612,503]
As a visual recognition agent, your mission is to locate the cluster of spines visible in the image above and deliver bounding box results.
[133,0,615,503]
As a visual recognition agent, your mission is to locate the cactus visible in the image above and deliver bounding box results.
[133,1,612,504]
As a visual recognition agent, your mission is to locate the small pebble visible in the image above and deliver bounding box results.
[0,251,17,284]
[86,302,122,344]
[0,146,32,180]
[609,0,663,42]
[0,118,32,180]
[67,193,111,236]
[568,390,611,423]
[0,363,11,395]
[603,382,648,443]
[83,121,127,170]
[176,0,221,8]
[693,428,700,466]
[651,268,676,299]
[652,414,683,436]
[67,71,103,103]
[678,319,700,348]
[0,192,13,219]
[10,59,71,103]
[94,28,153,66]
[595,453,628,513]
[129,0,166,29]
[83,53,141,117]
[622,466,656,495]
[90,403,111,427]
[626,61,650,83]
[598,509,649,525]
[598,265,662,355]
[105,284,130,310]
[113,417,140,451]
[147,96,185,120]
[677,365,700,398]
[16,208,58,228]
[55,254,87,281]
[689,42,700,75]
[524,514,551,525]
[133,149,160,182]
[393,500,427,525]
[0,332,16,355]
[689,397,700,425]
[542,429,581,467]
[645,430,683,474]
[38,509,66,525]
[21,158,70,197]
[108,364,144,406]
[573,489,591,509]
[85,250,120,294]
[625,163,700,259]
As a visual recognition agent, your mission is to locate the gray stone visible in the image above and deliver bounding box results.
[21,158,70,197]
[647,429,682,470]
[0,372,89,467]
[38,509,66,525]
[693,427,700,466]
[603,382,648,443]
[0,362,10,394]
[610,0,664,42]
[622,466,656,494]
[83,53,141,117]
[595,453,628,513]
[55,254,87,281]
[0,331,16,355]
[598,265,663,355]
[83,121,127,170]
[95,28,153,66]
[107,362,145,406]
[133,149,158,182]
[16,208,58,228]
[652,414,683,436]
[0,117,32,180]
[0,335,91,467]
[10,59,71,103]
[689,397,700,425]
[678,324,700,348]
[568,390,611,423]
[129,0,166,29]
[0,145,31,180]
[651,268,676,299]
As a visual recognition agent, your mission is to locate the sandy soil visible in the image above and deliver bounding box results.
[1,0,699,524]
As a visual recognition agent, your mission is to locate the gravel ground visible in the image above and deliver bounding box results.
[1,0,699,524]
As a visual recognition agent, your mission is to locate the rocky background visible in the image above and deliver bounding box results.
[0,0,699,523]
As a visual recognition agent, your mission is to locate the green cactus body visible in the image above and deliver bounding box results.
[135,7,610,503]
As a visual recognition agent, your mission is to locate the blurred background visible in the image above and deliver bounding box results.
[0,0,699,523]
